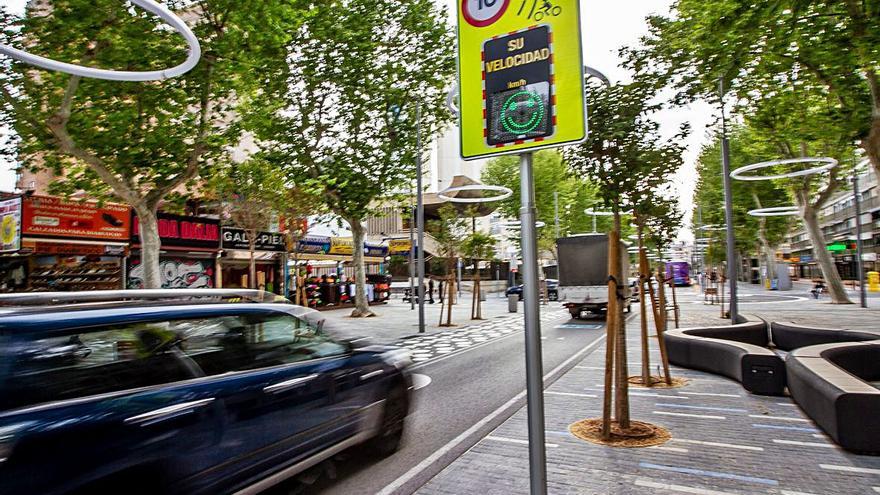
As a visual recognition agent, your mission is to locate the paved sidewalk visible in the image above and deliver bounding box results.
[416,286,880,495]
[320,291,531,343]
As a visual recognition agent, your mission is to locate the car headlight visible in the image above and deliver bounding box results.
[0,423,29,464]
[382,349,413,370]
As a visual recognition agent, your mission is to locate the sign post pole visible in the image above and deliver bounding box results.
[519,151,547,495]
[455,2,584,490]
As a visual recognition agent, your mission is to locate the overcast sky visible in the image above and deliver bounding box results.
[0,0,711,240]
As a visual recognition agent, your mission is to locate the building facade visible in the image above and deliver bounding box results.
[785,167,880,280]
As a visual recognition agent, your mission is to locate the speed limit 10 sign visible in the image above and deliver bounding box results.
[456,0,586,160]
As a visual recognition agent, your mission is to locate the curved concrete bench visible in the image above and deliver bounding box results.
[770,322,878,352]
[665,322,785,396]
[786,342,880,454]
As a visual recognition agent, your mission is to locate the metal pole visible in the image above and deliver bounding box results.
[554,191,559,240]
[518,152,547,495]
[416,102,426,333]
[719,78,738,322]
[697,205,703,276]
[409,204,416,310]
[853,174,867,308]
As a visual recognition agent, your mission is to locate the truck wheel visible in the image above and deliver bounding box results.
[568,308,580,319]
[626,304,632,313]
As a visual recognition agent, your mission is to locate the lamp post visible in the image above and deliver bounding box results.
[853,173,867,308]
[719,78,738,322]
[415,102,426,333]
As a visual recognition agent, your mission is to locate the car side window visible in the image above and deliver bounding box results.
[1,325,202,413]
[176,313,349,376]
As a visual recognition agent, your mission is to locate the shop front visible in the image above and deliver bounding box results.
[220,227,286,293]
[288,236,390,308]
[129,212,220,289]
[9,195,132,292]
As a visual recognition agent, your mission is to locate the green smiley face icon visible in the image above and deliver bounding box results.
[501,90,544,134]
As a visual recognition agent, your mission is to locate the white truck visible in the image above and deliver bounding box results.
[557,234,631,319]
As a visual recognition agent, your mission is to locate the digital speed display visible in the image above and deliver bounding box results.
[483,25,553,145]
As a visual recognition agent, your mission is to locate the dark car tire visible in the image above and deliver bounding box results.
[366,383,408,457]
[548,292,558,302]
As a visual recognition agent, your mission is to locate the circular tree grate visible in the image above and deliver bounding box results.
[569,419,671,448]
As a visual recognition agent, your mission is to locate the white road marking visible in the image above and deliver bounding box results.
[873,487,880,493]
[546,391,598,398]
[812,434,829,439]
[648,446,689,453]
[820,464,880,475]
[634,479,738,495]
[678,392,741,398]
[673,438,763,451]
[630,392,689,400]
[772,439,834,448]
[653,411,725,420]
[485,435,559,448]
[376,333,609,495]
[777,403,797,407]
[410,374,432,391]
[781,491,819,495]
[748,414,809,422]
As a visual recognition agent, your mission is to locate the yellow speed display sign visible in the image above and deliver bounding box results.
[457,0,586,160]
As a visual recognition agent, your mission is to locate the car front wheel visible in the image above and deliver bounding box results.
[366,383,408,457]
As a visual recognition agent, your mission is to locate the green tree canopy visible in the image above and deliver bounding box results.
[629,0,880,181]
[1,0,300,287]
[248,0,454,316]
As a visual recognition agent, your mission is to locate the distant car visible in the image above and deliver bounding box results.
[506,279,558,301]
[0,291,412,495]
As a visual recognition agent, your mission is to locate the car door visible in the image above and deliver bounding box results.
[0,326,220,495]
[176,311,354,490]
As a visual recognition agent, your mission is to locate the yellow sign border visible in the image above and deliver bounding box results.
[456,0,587,161]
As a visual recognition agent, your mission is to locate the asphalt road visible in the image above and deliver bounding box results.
[277,307,610,495]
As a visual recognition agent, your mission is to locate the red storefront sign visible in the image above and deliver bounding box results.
[131,212,220,249]
[21,196,131,241]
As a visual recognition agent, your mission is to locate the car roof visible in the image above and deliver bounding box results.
[0,289,286,307]
[0,303,319,337]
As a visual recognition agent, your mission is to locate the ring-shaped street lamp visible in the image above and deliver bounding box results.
[0,0,201,81]
[502,220,546,229]
[730,157,838,182]
[437,184,513,203]
[748,206,800,217]
[584,208,615,216]
[699,225,727,232]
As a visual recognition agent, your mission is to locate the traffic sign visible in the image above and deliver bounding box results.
[456,0,586,160]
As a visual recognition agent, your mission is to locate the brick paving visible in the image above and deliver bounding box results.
[416,285,880,495]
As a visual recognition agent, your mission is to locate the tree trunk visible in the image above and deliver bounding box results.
[800,205,852,304]
[446,271,455,325]
[655,266,672,384]
[611,213,630,429]
[471,264,482,320]
[601,229,617,439]
[248,229,257,289]
[637,229,651,386]
[348,217,374,317]
[753,193,777,289]
[133,203,162,289]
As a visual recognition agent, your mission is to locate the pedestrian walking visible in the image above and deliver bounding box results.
[428,278,435,304]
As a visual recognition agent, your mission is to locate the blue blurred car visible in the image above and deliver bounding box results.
[506,279,558,301]
[0,291,412,495]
